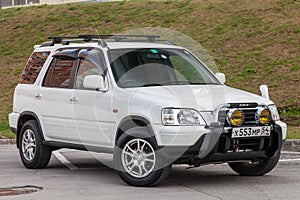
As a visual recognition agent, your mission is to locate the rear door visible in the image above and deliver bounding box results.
[36,49,79,142]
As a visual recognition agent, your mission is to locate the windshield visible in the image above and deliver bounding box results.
[108,48,220,88]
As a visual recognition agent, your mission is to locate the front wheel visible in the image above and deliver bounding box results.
[114,127,171,187]
[228,151,281,176]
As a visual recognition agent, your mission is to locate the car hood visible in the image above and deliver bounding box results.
[122,85,273,112]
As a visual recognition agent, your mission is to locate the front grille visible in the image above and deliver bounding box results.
[242,109,257,125]
[216,134,271,153]
[215,104,273,153]
[235,138,261,151]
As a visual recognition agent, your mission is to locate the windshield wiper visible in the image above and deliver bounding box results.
[142,81,188,87]
[162,81,190,85]
[142,81,219,87]
[142,83,163,87]
[189,82,219,85]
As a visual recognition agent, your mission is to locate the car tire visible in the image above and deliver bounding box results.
[114,127,171,187]
[228,150,281,176]
[19,120,52,169]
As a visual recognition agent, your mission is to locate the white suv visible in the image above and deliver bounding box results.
[9,35,287,186]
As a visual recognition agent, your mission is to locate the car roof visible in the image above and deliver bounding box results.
[34,41,184,52]
[106,42,183,50]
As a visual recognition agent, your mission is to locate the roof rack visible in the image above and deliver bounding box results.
[78,34,160,42]
[43,36,108,47]
[40,34,177,47]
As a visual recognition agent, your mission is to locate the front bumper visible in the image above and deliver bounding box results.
[157,121,285,165]
[155,102,287,165]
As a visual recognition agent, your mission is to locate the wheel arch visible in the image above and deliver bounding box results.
[16,111,44,149]
[115,115,155,144]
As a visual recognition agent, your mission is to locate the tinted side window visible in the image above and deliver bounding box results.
[43,58,75,88]
[74,48,106,89]
[75,59,101,89]
[20,51,50,84]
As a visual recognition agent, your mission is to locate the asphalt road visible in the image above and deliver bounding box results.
[1,144,300,200]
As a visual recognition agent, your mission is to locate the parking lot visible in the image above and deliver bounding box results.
[1,144,300,200]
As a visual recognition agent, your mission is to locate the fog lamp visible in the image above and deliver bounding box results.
[227,109,244,126]
[256,108,271,125]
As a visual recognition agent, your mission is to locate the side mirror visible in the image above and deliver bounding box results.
[83,75,105,91]
[215,73,226,84]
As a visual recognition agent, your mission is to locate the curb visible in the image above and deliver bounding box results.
[0,138,299,152]
[282,140,300,152]
[0,138,16,145]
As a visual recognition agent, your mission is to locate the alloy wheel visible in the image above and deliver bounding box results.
[121,138,156,178]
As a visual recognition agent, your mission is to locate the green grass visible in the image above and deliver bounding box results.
[280,107,300,119]
[0,123,15,139]
[287,126,300,139]
[0,0,299,138]
[280,107,300,139]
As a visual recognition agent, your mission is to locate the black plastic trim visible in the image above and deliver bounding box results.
[204,151,267,163]
[16,111,45,149]
[43,141,113,154]
[10,127,17,134]
[157,135,206,163]
[116,115,154,143]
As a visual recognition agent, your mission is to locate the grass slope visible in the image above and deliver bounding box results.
[0,0,299,138]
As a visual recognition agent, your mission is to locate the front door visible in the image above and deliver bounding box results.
[68,49,113,148]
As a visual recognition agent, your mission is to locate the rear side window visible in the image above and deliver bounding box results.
[42,58,75,88]
[19,51,50,84]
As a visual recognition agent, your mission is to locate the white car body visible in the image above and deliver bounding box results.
[8,36,287,186]
[9,42,287,148]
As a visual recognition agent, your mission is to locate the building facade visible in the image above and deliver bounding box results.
[0,0,87,8]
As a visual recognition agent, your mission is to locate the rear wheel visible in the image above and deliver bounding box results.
[114,127,171,187]
[19,120,52,169]
[228,151,281,176]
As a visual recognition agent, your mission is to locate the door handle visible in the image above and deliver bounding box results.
[34,93,42,99]
[70,97,78,102]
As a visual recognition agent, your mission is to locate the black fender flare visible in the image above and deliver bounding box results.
[16,111,45,148]
[115,115,155,144]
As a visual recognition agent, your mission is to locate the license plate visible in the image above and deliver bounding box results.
[232,126,271,138]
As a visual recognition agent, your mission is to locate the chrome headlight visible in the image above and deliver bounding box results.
[268,105,280,121]
[255,107,271,125]
[226,109,244,126]
[162,108,206,126]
